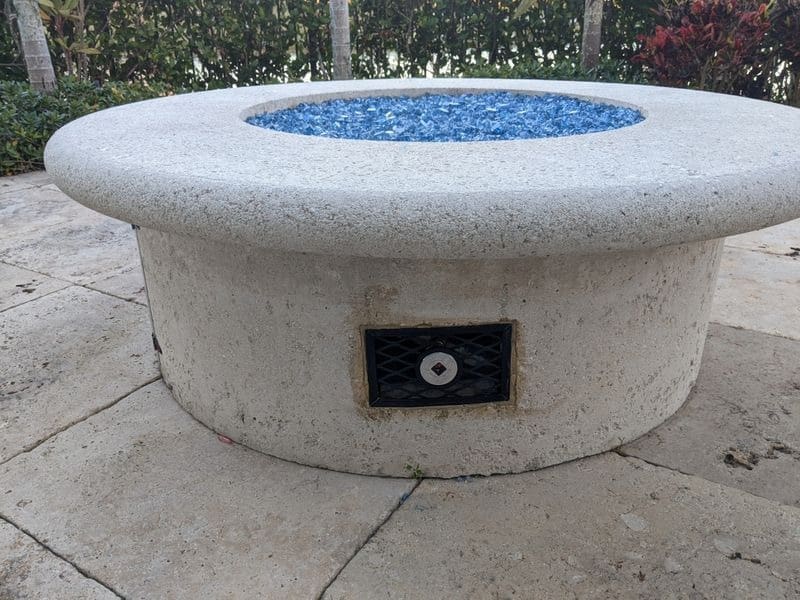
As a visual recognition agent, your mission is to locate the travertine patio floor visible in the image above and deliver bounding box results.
[1,171,798,599]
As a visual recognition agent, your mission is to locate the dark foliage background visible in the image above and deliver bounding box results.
[3,0,795,102]
[0,78,167,175]
[1,0,658,88]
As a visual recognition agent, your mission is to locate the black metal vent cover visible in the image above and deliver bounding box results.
[364,324,512,408]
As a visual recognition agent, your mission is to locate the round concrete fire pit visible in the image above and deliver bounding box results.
[45,79,800,477]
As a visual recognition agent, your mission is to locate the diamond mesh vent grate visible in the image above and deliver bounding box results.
[364,324,513,408]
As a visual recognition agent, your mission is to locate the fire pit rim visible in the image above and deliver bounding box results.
[44,78,800,260]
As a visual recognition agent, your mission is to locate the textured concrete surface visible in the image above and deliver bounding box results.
[0,382,414,600]
[0,520,116,599]
[323,454,800,600]
[0,263,69,313]
[45,79,800,260]
[621,324,800,507]
[712,247,800,340]
[140,227,721,476]
[0,286,158,463]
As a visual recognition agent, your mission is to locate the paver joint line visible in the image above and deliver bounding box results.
[0,514,125,599]
[708,319,800,343]
[0,374,162,467]
[0,281,71,314]
[616,450,800,511]
[0,258,147,307]
[316,479,422,600]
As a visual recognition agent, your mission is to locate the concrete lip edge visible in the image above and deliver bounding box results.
[44,78,800,259]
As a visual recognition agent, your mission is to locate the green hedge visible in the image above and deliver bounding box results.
[0,78,168,176]
[463,57,650,84]
[0,0,658,88]
[1,0,795,101]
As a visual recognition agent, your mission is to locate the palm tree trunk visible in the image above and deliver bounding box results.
[77,0,88,81]
[12,0,56,91]
[580,0,604,71]
[329,0,352,80]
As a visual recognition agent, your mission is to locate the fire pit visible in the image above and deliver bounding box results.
[45,79,800,477]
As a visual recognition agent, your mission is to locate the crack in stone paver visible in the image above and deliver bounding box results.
[711,247,800,342]
[706,322,800,344]
[1,183,148,304]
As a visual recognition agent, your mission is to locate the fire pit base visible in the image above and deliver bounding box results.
[138,228,722,477]
[45,78,800,477]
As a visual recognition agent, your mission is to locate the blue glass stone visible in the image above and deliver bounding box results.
[247,92,644,142]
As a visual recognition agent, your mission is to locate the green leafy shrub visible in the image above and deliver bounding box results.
[463,57,650,84]
[0,78,169,176]
[78,0,320,88]
[1,1,658,87]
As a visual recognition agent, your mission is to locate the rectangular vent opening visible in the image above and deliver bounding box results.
[364,324,512,408]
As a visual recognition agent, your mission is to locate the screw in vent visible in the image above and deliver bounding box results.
[418,350,459,386]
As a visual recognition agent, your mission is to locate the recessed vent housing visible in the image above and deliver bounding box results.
[364,324,513,408]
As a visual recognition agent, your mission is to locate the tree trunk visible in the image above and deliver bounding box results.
[77,0,88,81]
[12,0,56,91]
[580,0,604,72]
[329,0,352,80]
[308,26,319,80]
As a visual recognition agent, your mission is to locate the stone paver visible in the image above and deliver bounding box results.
[324,454,800,600]
[0,286,158,463]
[0,520,117,599]
[0,184,89,244]
[711,246,800,340]
[0,171,50,194]
[621,324,800,507]
[0,381,414,600]
[0,211,146,303]
[0,181,146,303]
[82,255,147,305]
[725,219,800,257]
[0,263,70,313]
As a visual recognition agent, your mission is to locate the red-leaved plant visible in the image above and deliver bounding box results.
[634,0,772,95]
